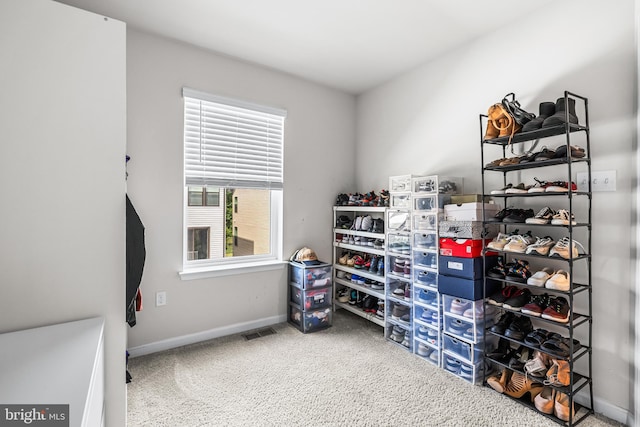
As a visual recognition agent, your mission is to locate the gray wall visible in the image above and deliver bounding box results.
[0,0,127,425]
[125,29,357,351]
[356,0,635,422]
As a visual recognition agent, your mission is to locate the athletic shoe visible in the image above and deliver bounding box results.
[491,183,513,195]
[546,270,570,291]
[527,178,551,193]
[429,350,439,364]
[417,342,432,357]
[545,181,577,192]
[351,216,363,230]
[360,215,373,231]
[527,267,555,287]
[525,207,556,224]
[374,239,384,250]
[521,293,552,317]
[401,331,411,348]
[525,236,555,256]
[502,209,535,223]
[404,284,411,301]
[391,303,409,321]
[390,325,405,342]
[348,289,359,306]
[336,270,346,279]
[393,259,404,275]
[549,237,586,259]
[376,258,384,276]
[505,183,530,194]
[417,325,429,339]
[551,209,577,225]
[337,288,350,303]
[404,260,411,278]
[375,301,385,319]
[418,289,436,304]
[371,281,384,290]
[417,271,436,286]
[486,208,513,223]
[502,288,532,311]
[488,285,519,306]
[339,253,349,265]
[450,298,471,315]
[487,233,510,250]
[541,297,570,323]
[392,285,405,299]
[504,233,535,253]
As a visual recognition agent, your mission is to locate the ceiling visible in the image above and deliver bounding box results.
[55,0,555,94]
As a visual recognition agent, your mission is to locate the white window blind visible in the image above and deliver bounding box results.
[183,88,286,189]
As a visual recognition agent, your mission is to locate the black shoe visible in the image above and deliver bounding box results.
[486,208,513,223]
[502,209,535,223]
[490,312,516,335]
[542,97,579,128]
[502,288,532,311]
[522,101,555,132]
[505,315,534,341]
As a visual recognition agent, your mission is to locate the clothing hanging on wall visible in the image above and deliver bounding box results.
[126,194,146,327]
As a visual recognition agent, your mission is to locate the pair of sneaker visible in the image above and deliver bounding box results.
[526,207,577,225]
[528,268,570,291]
[487,258,531,283]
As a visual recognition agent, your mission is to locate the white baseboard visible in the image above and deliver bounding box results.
[575,391,631,425]
[128,314,287,358]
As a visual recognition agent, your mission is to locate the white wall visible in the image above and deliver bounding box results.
[0,0,127,425]
[356,0,635,422]
[125,29,356,350]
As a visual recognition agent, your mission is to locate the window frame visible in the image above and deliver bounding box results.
[180,89,285,278]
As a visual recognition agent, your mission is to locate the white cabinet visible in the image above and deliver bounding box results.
[0,318,105,427]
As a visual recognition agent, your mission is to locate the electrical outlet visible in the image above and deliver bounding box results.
[156,291,167,307]
[577,170,616,192]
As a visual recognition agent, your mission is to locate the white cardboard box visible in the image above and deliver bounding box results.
[444,202,499,221]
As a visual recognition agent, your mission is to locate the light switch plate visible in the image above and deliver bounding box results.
[577,170,616,192]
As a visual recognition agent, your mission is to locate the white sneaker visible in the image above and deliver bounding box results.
[525,236,556,256]
[504,233,535,253]
[486,233,510,250]
[491,184,513,195]
[526,207,556,224]
[546,270,570,291]
[551,209,577,225]
[549,237,586,259]
[527,267,555,287]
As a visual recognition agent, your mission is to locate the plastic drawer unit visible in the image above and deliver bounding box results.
[288,304,332,333]
[289,261,332,289]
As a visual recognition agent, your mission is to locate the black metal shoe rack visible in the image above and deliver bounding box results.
[480,91,593,426]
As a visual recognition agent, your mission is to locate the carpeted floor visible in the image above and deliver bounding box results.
[127,310,623,427]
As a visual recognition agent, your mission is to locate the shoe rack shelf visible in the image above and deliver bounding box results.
[480,91,593,426]
[333,206,387,328]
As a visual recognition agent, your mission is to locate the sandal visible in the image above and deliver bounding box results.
[524,329,550,348]
[540,337,581,358]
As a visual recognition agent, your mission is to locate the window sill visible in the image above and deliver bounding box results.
[179,259,287,281]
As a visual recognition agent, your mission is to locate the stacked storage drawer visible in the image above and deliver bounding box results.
[438,201,500,382]
[288,261,333,333]
[385,175,413,350]
[410,176,461,366]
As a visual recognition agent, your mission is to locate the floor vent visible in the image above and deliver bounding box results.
[243,327,277,341]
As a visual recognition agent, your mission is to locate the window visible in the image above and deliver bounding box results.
[182,88,286,272]
[187,227,210,260]
[188,186,220,207]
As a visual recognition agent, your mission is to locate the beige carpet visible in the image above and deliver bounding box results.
[127,310,623,427]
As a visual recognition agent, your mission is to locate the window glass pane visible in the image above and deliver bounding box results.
[205,188,220,206]
[188,187,203,206]
[227,188,270,257]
